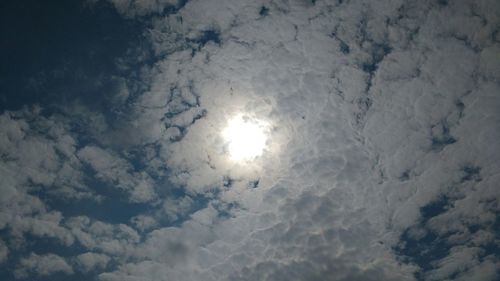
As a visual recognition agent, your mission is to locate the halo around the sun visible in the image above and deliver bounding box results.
[222,114,269,162]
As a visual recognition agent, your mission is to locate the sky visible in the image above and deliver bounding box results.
[0,0,499,280]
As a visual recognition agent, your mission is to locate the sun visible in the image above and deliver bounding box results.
[222,114,268,162]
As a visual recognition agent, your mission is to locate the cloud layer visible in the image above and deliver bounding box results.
[1,0,499,280]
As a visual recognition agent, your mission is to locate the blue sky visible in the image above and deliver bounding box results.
[0,1,146,112]
[0,0,499,280]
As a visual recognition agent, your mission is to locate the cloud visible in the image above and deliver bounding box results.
[65,216,141,257]
[1,0,499,280]
[77,145,158,203]
[0,108,92,199]
[75,252,111,272]
[95,0,499,280]
[130,214,158,232]
[0,108,91,257]
[14,253,73,278]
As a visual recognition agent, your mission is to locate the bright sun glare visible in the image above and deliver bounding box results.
[222,115,268,162]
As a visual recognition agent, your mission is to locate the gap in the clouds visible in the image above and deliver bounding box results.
[395,196,500,281]
[259,6,270,17]
[29,172,153,225]
[155,0,190,18]
[437,0,449,7]
[31,173,213,229]
[419,195,450,218]
[121,143,167,177]
[188,28,222,56]
[430,120,457,151]
[0,0,147,114]
[361,42,392,92]
[35,189,152,226]
[395,196,453,280]
[53,195,152,225]
[459,164,482,183]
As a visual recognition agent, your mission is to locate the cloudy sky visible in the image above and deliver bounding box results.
[1,0,499,280]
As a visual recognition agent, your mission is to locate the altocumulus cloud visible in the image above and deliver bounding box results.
[0,0,499,280]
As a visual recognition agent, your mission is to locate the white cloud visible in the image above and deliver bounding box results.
[0,108,107,256]
[1,0,499,280]
[65,216,141,258]
[14,253,73,278]
[130,214,158,232]
[0,108,92,199]
[94,0,499,280]
[160,196,193,222]
[77,145,158,202]
[75,252,111,272]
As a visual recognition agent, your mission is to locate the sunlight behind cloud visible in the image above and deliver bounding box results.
[222,114,268,162]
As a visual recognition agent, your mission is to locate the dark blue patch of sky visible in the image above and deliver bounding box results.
[0,0,145,113]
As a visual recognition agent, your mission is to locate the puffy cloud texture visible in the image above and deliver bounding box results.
[1,0,499,280]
